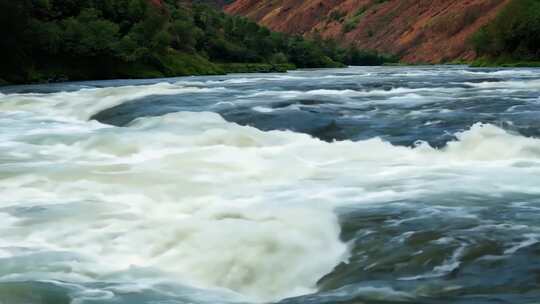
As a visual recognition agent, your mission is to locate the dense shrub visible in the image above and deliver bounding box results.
[473,0,540,61]
[0,0,391,83]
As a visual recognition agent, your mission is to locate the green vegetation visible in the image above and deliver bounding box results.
[341,7,366,34]
[339,0,393,35]
[218,63,296,73]
[0,0,391,84]
[471,57,540,67]
[472,0,540,66]
[328,10,346,22]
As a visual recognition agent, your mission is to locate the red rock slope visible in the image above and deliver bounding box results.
[225,0,510,63]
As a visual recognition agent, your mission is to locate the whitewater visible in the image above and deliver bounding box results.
[1,66,540,304]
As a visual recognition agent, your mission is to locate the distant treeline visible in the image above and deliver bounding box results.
[472,0,540,66]
[0,0,393,84]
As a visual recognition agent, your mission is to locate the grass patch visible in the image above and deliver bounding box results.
[471,57,540,67]
[342,7,368,33]
[328,10,346,22]
[154,51,224,76]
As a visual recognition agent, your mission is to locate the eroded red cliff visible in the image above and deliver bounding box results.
[225,0,510,63]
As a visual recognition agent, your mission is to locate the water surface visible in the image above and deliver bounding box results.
[1,66,540,304]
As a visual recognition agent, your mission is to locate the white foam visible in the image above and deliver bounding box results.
[244,87,462,102]
[0,83,225,120]
[465,79,540,89]
[399,245,466,281]
[174,75,307,87]
[2,83,540,302]
[462,69,538,77]
[252,106,275,113]
[504,233,539,255]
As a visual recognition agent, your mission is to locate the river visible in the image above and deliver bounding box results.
[1,66,540,304]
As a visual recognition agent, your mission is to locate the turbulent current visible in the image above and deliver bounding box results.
[1,66,540,304]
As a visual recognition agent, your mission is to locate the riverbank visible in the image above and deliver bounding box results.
[471,57,540,68]
[2,51,302,86]
[2,1,365,86]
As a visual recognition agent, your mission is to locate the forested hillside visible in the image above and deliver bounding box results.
[225,0,511,63]
[0,0,388,84]
[473,0,540,66]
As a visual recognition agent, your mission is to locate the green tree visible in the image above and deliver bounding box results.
[0,0,32,82]
[61,9,120,56]
[0,0,389,84]
[171,19,202,52]
[472,0,540,61]
[28,20,63,54]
